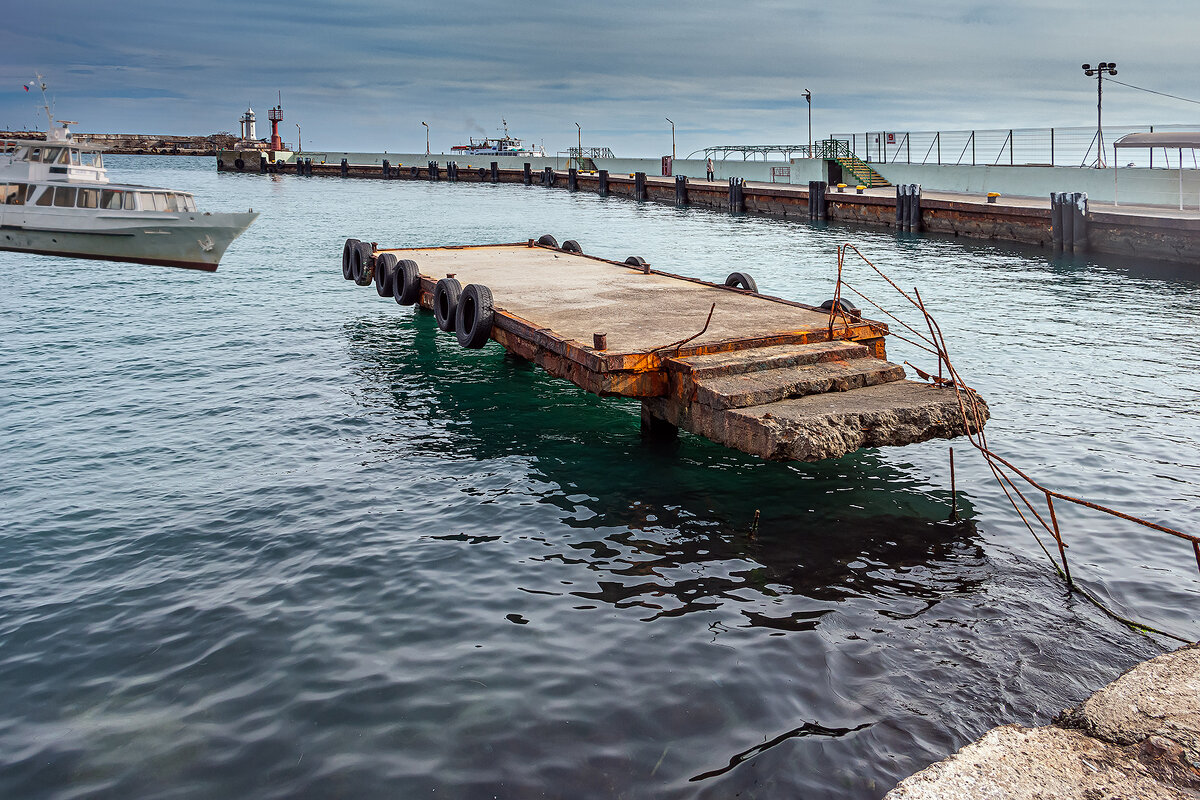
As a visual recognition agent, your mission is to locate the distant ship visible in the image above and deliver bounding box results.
[450,119,545,158]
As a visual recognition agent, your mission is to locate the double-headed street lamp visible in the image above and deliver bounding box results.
[575,122,581,167]
[295,123,301,154]
[665,117,675,161]
[421,121,429,155]
[1082,62,1117,167]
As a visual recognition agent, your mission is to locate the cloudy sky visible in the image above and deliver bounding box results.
[3,0,1198,156]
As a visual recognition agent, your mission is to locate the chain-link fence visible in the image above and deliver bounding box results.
[829,124,1200,169]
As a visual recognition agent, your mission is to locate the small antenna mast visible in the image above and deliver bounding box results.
[32,73,52,129]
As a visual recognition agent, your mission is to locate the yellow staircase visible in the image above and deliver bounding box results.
[816,140,890,187]
[835,153,890,187]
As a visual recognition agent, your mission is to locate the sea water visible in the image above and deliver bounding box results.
[1,157,1196,798]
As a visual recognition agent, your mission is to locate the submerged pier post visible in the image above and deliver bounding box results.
[1072,192,1088,252]
[728,178,744,213]
[1060,193,1075,252]
[816,181,828,221]
[382,159,390,179]
[568,167,578,192]
[634,172,647,201]
[598,169,609,196]
[340,158,348,178]
[523,162,532,185]
[491,162,499,183]
[675,174,689,206]
[543,166,554,187]
[896,184,907,229]
[1050,193,1063,249]
[908,184,921,232]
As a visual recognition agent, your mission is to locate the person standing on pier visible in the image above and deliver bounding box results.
[706,157,714,181]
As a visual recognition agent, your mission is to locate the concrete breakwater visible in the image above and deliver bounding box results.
[219,151,1200,265]
[3,130,236,155]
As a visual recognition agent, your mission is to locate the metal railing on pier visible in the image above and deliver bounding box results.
[830,124,1200,169]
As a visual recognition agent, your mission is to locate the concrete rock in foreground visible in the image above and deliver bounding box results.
[886,644,1200,800]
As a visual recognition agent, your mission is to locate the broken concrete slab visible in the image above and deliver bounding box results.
[886,725,1194,800]
[666,340,871,379]
[647,380,988,462]
[886,645,1200,800]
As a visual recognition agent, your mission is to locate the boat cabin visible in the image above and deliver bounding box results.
[0,182,197,212]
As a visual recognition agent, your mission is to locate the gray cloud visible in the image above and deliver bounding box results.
[3,0,1197,154]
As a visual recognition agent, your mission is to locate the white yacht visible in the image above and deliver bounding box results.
[0,104,257,272]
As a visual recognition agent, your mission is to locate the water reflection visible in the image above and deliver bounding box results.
[342,304,988,636]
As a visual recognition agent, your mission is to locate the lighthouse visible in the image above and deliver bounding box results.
[239,106,256,142]
[268,104,284,152]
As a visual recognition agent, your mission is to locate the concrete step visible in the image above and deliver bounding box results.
[644,381,989,462]
[667,340,871,380]
[694,357,906,410]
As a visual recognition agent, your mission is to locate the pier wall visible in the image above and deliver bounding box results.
[221,155,1200,264]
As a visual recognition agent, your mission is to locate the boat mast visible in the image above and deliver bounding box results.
[30,74,52,130]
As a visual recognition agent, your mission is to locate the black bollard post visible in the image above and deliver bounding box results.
[816,181,828,221]
[908,184,921,232]
[382,159,390,179]
[340,158,348,177]
[568,167,578,191]
[896,185,907,229]
[544,166,554,187]
[295,158,303,176]
[635,171,647,200]
[675,174,688,206]
[305,158,313,176]
[490,161,498,183]
[598,169,609,196]
[523,162,532,185]
[809,181,820,220]
[260,156,268,174]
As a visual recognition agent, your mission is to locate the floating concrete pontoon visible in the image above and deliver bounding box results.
[341,237,988,462]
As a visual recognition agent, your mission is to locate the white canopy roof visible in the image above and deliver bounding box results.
[1114,132,1200,149]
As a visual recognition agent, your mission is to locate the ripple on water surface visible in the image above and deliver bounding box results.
[0,157,1195,799]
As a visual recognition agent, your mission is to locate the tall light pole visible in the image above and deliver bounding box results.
[803,89,812,156]
[295,123,301,154]
[421,121,429,155]
[1082,62,1117,167]
[665,117,675,161]
[575,122,581,167]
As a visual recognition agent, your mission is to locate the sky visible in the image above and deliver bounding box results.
[3,0,1199,156]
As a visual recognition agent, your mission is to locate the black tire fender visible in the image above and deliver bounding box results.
[537,234,558,248]
[478,167,488,180]
[393,259,422,306]
[410,166,419,177]
[375,253,398,297]
[561,240,582,253]
[342,238,360,280]
[234,157,245,171]
[724,271,758,293]
[625,256,648,268]
[353,241,375,286]
[819,298,860,316]
[455,284,495,348]
[434,277,462,331]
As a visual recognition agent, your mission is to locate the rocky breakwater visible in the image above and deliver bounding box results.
[886,644,1200,799]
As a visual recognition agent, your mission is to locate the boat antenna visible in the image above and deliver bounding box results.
[29,73,52,129]
[501,118,508,137]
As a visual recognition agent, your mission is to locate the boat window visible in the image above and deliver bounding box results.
[182,195,196,211]
[77,188,99,209]
[60,149,74,165]
[41,148,60,163]
[101,189,123,209]
[53,187,77,207]
[94,153,103,169]
[34,186,53,206]
[1,184,26,205]
[153,193,171,212]
[138,192,155,210]
[30,148,41,161]
[80,152,98,167]
[124,192,137,210]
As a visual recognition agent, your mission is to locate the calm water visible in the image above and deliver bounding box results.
[1,157,1197,799]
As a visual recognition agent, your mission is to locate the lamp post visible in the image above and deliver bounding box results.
[421,121,429,155]
[295,123,301,154]
[803,89,812,157]
[1082,62,1117,167]
[665,117,675,161]
[575,122,581,168]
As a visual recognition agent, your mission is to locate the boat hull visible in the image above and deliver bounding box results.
[0,210,259,271]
